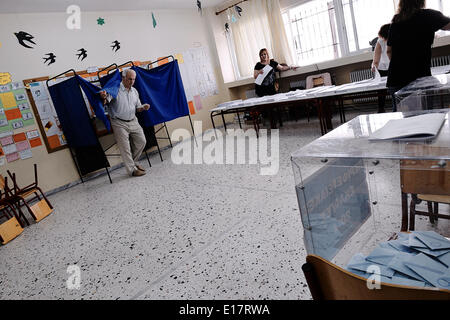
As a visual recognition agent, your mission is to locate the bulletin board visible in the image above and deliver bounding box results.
[23,68,115,154]
[0,80,42,165]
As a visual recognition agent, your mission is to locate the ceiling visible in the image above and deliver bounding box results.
[0,0,229,14]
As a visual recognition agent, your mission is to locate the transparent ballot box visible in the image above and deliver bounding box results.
[395,74,450,112]
[291,110,450,292]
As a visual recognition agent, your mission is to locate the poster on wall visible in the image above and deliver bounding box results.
[0,82,35,134]
[28,81,67,151]
[177,46,218,110]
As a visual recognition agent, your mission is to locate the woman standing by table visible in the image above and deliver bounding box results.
[254,48,296,97]
[387,0,450,111]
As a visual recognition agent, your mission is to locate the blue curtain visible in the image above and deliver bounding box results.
[131,61,189,126]
[76,75,111,132]
[48,76,109,176]
[98,69,122,99]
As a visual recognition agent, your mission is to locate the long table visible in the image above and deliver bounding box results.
[211,65,450,135]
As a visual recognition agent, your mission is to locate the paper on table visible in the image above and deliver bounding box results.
[369,113,446,141]
[254,65,272,86]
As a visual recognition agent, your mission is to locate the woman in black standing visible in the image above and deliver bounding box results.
[387,0,450,111]
[254,48,296,97]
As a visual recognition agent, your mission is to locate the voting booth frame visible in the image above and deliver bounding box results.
[23,56,196,184]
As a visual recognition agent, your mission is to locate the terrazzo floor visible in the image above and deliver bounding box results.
[1,109,448,300]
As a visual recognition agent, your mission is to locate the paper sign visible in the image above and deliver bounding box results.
[30,82,48,101]
[0,92,17,109]
[15,93,26,101]
[193,95,203,111]
[188,101,195,115]
[11,82,24,90]
[26,130,39,139]
[175,53,184,64]
[0,135,13,146]
[3,143,17,154]
[6,152,19,162]
[19,149,32,160]
[0,119,8,127]
[13,132,26,142]
[0,156,5,166]
[29,137,42,148]
[22,112,33,120]
[47,135,61,149]
[15,140,30,152]
[12,120,23,129]
[0,85,10,93]
[0,72,11,85]
[5,108,21,120]
[0,131,13,138]
[18,103,30,111]
[255,65,273,86]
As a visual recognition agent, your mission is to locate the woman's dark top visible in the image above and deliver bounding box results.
[387,9,450,88]
[254,59,279,97]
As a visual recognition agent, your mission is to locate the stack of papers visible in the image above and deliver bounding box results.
[346,231,450,289]
[369,113,446,141]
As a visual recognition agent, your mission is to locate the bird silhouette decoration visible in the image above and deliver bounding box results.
[111,40,121,52]
[43,53,56,66]
[76,48,88,61]
[14,31,36,49]
[197,0,202,15]
[235,5,242,16]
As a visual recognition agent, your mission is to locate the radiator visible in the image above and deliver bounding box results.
[290,80,306,90]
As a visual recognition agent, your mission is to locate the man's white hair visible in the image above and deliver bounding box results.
[122,68,136,78]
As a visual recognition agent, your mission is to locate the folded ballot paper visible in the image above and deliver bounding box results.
[254,65,273,86]
[369,113,446,141]
[345,231,450,289]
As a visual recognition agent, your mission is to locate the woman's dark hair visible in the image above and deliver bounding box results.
[393,0,425,23]
[378,24,391,39]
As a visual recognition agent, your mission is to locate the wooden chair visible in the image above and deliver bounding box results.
[0,175,29,227]
[400,159,450,231]
[302,254,450,300]
[6,164,53,223]
[0,189,24,244]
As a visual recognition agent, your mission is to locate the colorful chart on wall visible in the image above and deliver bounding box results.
[0,81,35,134]
[0,128,42,165]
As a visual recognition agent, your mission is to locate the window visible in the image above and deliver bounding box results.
[342,0,395,51]
[283,0,450,67]
[284,0,341,66]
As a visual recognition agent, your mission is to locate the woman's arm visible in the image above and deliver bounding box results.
[276,64,297,72]
[372,42,382,72]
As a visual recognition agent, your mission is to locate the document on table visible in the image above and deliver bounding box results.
[369,113,446,141]
[254,65,273,86]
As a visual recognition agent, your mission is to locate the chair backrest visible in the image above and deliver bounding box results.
[400,159,450,196]
[306,73,332,89]
[303,254,450,300]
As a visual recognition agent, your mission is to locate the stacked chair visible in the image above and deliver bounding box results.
[0,164,53,245]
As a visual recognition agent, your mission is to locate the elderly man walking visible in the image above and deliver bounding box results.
[99,69,150,177]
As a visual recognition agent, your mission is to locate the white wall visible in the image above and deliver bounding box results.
[0,8,230,192]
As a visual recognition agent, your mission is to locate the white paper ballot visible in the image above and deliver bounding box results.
[255,65,273,86]
[369,113,446,141]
